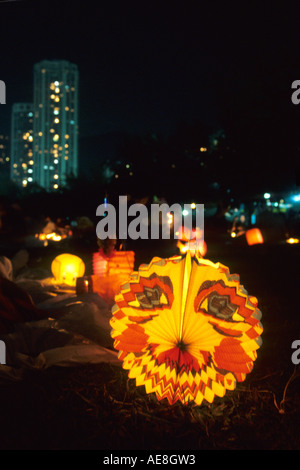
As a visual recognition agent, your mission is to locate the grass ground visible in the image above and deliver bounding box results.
[0,237,299,450]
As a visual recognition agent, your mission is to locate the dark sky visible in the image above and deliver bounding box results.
[0,0,300,193]
[0,1,298,135]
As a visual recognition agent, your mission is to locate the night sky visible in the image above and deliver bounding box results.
[0,0,300,190]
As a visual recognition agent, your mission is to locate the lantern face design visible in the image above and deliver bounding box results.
[245,228,264,246]
[51,253,85,286]
[110,253,263,406]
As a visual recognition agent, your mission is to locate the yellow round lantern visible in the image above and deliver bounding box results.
[51,253,85,286]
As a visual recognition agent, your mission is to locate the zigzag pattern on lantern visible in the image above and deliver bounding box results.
[110,253,263,406]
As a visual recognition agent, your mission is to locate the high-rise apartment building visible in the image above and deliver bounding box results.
[33,60,79,191]
[10,103,34,187]
[0,134,10,169]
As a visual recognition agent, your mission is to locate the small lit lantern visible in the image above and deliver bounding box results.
[76,276,93,295]
[93,250,135,277]
[92,250,135,302]
[286,237,300,244]
[51,253,85,286]
[176,226,207,257]
[245,228,264,246]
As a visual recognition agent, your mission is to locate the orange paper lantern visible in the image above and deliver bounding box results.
[93,250,135,276]
[245,228,264,246]
[92,250,135,302]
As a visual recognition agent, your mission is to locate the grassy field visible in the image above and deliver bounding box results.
[0,239,299,450]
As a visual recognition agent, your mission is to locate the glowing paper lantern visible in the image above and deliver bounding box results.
[286,237,299,244]
[176,226,207,257]
[93,250,135,276]
[92,250,135,302]
[51,253,85,286]
[245,228,264,246]
[110,252,263,406]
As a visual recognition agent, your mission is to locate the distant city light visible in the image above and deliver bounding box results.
[190,203,196,209]
[167,212,173,224]
[292,194,300,202]
[264,193,271,199]
[182,209,189,216]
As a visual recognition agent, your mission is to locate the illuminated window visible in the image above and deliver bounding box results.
[53,184,58,189]
[53,134,59,142]
[38,131,43,136]
[54,118,59,124]
[54,174,59,179]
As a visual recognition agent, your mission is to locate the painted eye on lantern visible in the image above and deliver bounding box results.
[194,280,239,321]
[136,285,169,309]
[127,274,174,310]
[200,292,238,320]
